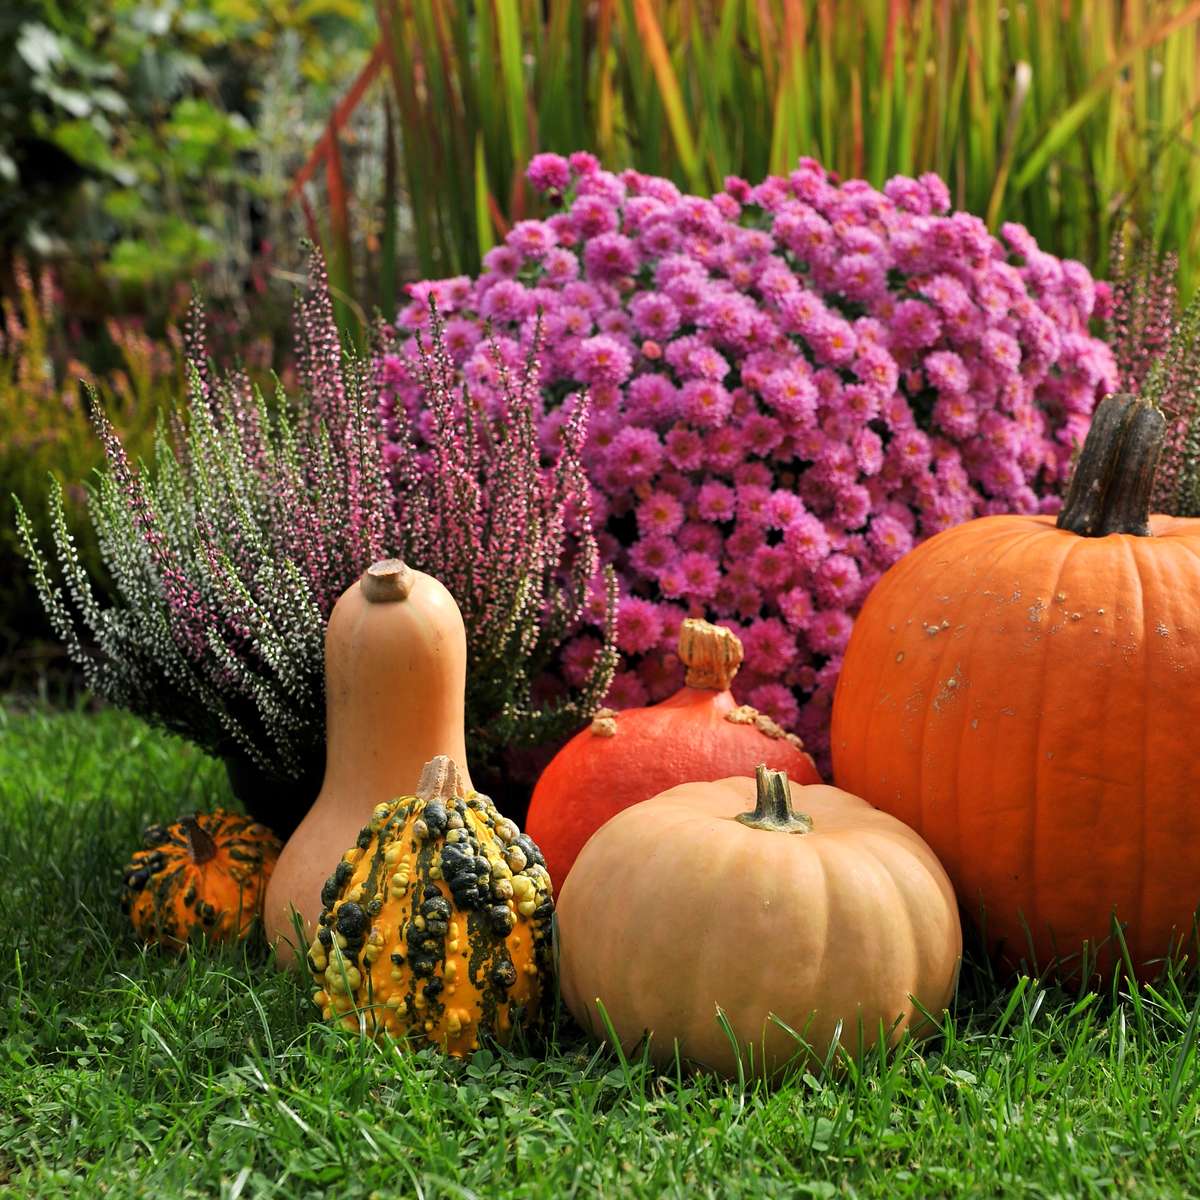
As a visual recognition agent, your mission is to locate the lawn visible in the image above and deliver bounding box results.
[2,704,1200,1199]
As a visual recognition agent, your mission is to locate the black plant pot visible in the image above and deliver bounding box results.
[223,748,326,841]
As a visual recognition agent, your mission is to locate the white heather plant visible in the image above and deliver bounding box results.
[17,255,616,831]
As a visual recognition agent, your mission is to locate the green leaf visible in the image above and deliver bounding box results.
[16,23,65,76]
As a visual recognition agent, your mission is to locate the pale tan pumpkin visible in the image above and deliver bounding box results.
[265,559,473,963]
[556,767,961,1079]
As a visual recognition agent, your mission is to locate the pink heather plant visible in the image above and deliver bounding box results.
[382,155,1117,767]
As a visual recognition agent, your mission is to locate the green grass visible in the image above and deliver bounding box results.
[3,703,1200,1198]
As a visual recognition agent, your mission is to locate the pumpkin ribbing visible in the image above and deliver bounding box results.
[832,392,1200,981]
[556,770,961,1079]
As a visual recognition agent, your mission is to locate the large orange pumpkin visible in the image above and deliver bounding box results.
[556,765,961,1079]
[832,394,1200,980]
[526,619,819,889]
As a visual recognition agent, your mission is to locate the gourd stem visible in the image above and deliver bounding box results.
[678,618,744,691]
[1056,393,1166,538]
[182,816,218,865]
[416,755,462,803]
[362,558,415,602]
[736,764,813,834]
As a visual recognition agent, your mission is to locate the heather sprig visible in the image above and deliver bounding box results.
[384,156,1116,768]
[1106,230,1200,517]
[17,252,397,780]
[386,307,618,757]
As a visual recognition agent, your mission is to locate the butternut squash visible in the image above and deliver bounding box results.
[264,559,472,963]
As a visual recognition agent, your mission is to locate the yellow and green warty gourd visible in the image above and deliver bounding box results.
[309,755,554,1054]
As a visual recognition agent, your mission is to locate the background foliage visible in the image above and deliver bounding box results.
[1,0,376,312]
[295,0,1200,303]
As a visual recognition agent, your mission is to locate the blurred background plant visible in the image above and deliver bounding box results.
[0,258,170,691]
[1,0,377,324]
[292,0,1200,304]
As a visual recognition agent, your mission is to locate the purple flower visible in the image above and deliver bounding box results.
[527,153,571,192]
[386,157,1113,774]
[584,233,640,280]
[605,426,662,483]
[680,378,733,429]
[696,481,737,522]
[637,489,685,536]
[617,596,665,655]
[575,335,633,386]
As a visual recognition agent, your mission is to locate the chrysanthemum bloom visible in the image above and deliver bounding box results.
[383,153,1115,766]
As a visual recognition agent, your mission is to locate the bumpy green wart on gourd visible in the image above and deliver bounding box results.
[310,755,553,1054]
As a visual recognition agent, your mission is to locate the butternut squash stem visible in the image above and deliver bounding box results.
[736,765,813,834]
[1056,393,1166,538]
[182,817,218,865]
[361,558,415,602]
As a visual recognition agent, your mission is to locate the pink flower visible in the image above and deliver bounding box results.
[527,153,571,192]
[629,292,681,340]
[742,617,796,673]
[806,609,853,656]
[575,335,633,386]
[814,553,862,607]
[658,424,701,471]
[747,682,800,730]
[561,634,601,686]
[783,512,831,567]
[696,481,737,522]
[604,669,649,709]
[750,544,793,590]
[617,596,665,655]
[680,379,733,428]
[584,233,640,280]
[605,426,662,483]
[629,534,675,578]
[778,586,814,629]
[636,489,685,537]
[508,220,558,260]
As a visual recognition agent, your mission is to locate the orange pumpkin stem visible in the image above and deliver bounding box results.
[679,619,744,691]
[736,765,813,834]
[1057,394,1166,538]
[182,816,218,866]
[361,558,415,602]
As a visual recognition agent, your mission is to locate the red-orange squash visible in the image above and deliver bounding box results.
[121,810,281,951]
[832,394,1200,981]
[526,619,820,889]
[556,765,961,1079]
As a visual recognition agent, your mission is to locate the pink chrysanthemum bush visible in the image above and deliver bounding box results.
[381,153,1117,764]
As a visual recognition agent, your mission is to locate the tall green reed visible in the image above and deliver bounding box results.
[297,1,1200,298]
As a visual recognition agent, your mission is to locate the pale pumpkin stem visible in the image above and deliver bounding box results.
[1057,393,1166,538]
[735,765,813,834]
[678,618,744,691]
[361,558,415,602]
[182,816,219,865]
[416,755,462,803]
